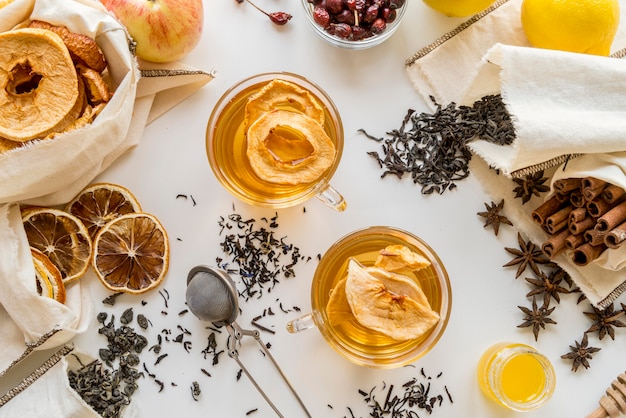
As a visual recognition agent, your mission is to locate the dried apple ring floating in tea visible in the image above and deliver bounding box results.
[345,259,440,341]
[326,245,440,341]
[246,109,336,184]
[244,79,325,128]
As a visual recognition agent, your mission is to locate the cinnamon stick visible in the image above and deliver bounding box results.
[569,207,587,224]
[542,228,570,258]
[597,201,626,232]
[553,177,582,194]
[584,228,606,247]
[566,234,586,249]
[546,206,573,231]
[587,197,614,218]
[582,177,608,201]
[570,190,586,208]
[532,194,569,226]
[602,184,626,204]
[569,216,596,235]
[605,220,626,249]
[573,243,607,266]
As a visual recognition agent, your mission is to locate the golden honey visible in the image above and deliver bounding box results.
[206,73,343,209]
[311,227,451,368]
[477,342,555,411]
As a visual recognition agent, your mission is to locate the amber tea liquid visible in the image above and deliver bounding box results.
[207,77,342,208]
[312,227,449,368]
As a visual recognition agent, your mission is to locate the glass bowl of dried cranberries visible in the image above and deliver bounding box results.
[301,0,407,49]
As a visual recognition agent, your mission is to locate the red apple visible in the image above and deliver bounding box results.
[101,0,203,63]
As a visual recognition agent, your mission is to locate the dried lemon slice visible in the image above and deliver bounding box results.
[22,207,92,285]
[245,79,325,128]
[246,109,336,185]
[32,247,66,304]
[374,245,431,274]
[66,183,142,240]
[93,213,169,294]
[344,259,439,341]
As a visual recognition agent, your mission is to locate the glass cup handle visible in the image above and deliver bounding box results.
[286,313,316,333]
[316,184,347,212]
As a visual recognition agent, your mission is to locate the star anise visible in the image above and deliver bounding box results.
[504,232,551,278]
[477,199,512,236]
[560,333,601,372]
[525,268,570,304]
[517,296,557,341]
[512,170,550,204]
[583,303,626,340]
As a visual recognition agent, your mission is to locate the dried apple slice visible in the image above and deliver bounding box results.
[326,277,353,327]
[344,259,439,341]
[246,109,336,184]
[0,28,79,142]
[374,245,431,274]
[245,79,325,128]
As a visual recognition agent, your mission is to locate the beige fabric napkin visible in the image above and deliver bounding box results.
[406,0,626,308]
[0,0,212,414]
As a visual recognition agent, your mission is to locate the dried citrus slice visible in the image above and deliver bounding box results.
[374,245,431,275]
[92,212,169,294]
[344,259,439,341]
[31,247,66,304]
[22,207,92,285]
[66,183,142,240]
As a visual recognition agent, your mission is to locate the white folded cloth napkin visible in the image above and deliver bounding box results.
[0,0,212,415]
[406,0,626,308]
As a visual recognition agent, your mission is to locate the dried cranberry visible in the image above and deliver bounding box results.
[351,25,368,40]
[335,9,356,25]
[329,23,352,39]
[269,11,292,25]
[363,4,379,23]
[345,0,357,10]
[354,0,366,11]
[326,0,343,14]
[380,7,396,22]
[370,17,386,34]
[313,6,331,27]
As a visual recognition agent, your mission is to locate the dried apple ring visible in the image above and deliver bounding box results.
[28,20,107,73]
[0,28,79,142]
[245,79,325,128]
[246,109,336,185]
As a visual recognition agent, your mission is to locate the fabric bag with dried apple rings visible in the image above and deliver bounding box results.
[0,0,139,206]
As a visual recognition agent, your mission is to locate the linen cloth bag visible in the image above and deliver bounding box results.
[406,0,626,308]
[0,0,212,415]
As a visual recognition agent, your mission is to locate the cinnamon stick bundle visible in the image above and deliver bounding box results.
[533,177,626,265]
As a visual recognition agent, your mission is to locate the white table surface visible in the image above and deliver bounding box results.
[4,1,626,417]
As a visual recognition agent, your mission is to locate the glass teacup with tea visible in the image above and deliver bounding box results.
[287,226,452,368]
[206,72,345,211]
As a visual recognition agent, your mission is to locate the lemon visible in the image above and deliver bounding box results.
[422,0,498,17]
[521,0,620,56]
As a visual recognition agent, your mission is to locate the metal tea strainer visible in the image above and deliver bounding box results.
[185,265,311,418]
